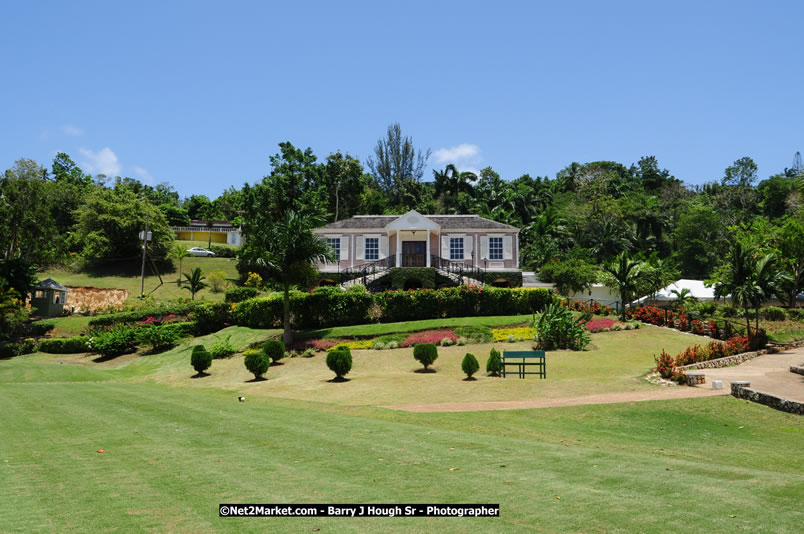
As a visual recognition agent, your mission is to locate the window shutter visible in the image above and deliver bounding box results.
[356,236,364,260]
[340,236,349,260]
[441,235,449,258]
[463,236,473,260]
[481,236,489,259]
[503,235,513,260]
[379,236,389,259]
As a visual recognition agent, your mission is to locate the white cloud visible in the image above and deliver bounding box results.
[79,147,121,176]
[134,166,154,184]
[62,125,84,136]
[433,143,481,165]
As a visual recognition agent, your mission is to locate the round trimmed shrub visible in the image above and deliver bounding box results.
[461,353,479,379]
[244,350,269,379]
[262,339,286,364]
[326,349,352,379]
[486,348,501,377]
[191,345,212,375]
[413,343,438,371]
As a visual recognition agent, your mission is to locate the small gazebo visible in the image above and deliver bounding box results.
[31,278,71,317]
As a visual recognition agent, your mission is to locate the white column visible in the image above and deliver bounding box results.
[396,229,401,267]
[350,234,354,269]
[515,233,520,268]
[426,230,431,267]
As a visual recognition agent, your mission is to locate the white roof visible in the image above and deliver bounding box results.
[651,279,716,301]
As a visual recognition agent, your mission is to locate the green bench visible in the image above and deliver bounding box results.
[502,350,546,379]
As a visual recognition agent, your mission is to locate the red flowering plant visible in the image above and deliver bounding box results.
[690,320,705,335]
[584,318,622,333]
[677,313,689,331]
[400,330,457,348]
[654,350,675,379]
[708,321,720,339]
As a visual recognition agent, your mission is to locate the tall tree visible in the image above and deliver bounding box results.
[366,123,431,205]
[722,157,759,187]
[242,211,333,344]
[603,252,643,320]
[324,152,365,221]
[0,159,61,264]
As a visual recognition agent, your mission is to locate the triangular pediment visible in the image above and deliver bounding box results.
[384,210,441,231]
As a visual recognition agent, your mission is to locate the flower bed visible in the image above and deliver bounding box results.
[654,335,752,381]
[491,327,535,341]
[562,299,614,316]
[584,318,621,333]
[400,330,457,347]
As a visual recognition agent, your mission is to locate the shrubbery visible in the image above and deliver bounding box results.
[137,325,181,352]
[191,345,212,375]
[461,353,479,379]
[209,334,236,358]
[413,344,438,371]
[244,350,269,379]
[225,286,258,303]
[88,325,138,358]
[38,336,90,353]
[262,340,286,364]
[191,301,232,334]
[533,302,590,350]
[326,349,352,380]
[88,301,202,327]
[761,306,786,321]
[486,348,501,377]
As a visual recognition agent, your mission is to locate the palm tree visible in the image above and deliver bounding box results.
[603,252,643,320]
[669,288,697,310]
[182,267,208,300]
[254,211,334,345]
[433,164,476,213]
[168,244,191,286]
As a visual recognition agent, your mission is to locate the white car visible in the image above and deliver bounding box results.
[187,247,216,257]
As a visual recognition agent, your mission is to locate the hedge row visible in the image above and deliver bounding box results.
[38,336,91,354]
[88,301,203,327]
[231,286,554,330]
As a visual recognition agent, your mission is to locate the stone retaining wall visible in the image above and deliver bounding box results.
[679,349,768,370]
[731,382,804,415]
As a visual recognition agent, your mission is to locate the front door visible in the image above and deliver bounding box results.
[402,241,426,267]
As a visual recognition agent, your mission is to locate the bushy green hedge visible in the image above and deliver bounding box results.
[229,286,554,331]
[88,301,203,327]
[225,286,259,303]
[262,340,285,363]
[209,244,237,258]
[38,336,90,354]
[191,301,232,334]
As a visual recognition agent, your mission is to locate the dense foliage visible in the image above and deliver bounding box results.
[486,348,502,376]
[262,340,286,364]
[244,350,269,379]
[533,302,591,351]
[461,353,479,379]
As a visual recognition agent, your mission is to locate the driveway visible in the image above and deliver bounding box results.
[692,346,804,402]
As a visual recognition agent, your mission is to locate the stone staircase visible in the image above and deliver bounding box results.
[341,270,391,289]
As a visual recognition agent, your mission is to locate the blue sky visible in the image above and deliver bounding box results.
[2,1,803,199]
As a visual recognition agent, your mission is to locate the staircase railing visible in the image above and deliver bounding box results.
[341,255,396,287]
[430,255,484,286]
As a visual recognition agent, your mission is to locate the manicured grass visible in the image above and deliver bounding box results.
[34,325,698,406]
[37,315,92,337]
[42,256,239,304]
[307,314,537,340]
[0,375,801,533]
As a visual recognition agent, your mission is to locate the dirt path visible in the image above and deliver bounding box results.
[382,387,727,412]
[383,346,804,413]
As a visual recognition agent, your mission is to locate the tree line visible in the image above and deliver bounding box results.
[2,123,803,307]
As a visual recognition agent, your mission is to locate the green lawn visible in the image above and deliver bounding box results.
[176,239,239,250]
[308,314,536,340]
[0,377,801,533]
[42,256,239,304]
[2,324,802,532]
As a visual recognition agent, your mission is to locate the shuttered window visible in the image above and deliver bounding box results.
[489,237,503,260]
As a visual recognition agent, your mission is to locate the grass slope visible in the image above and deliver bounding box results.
[0,379,801,533]
[42,256,239,304]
